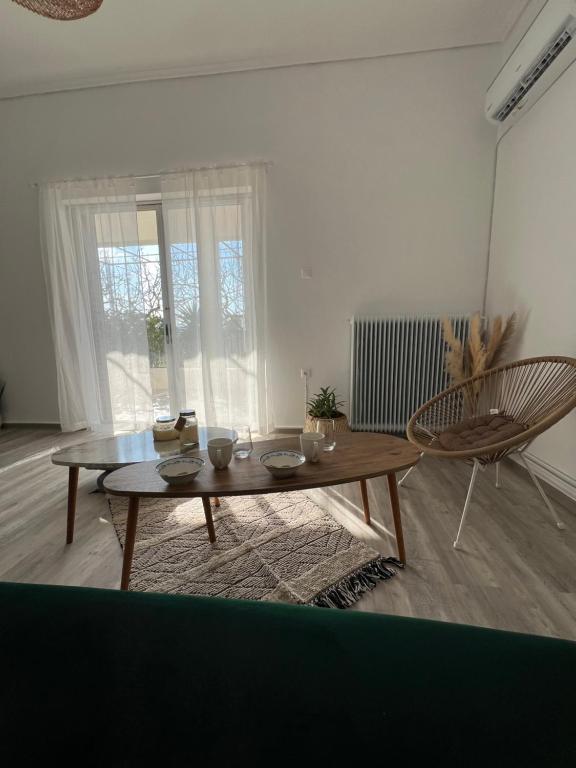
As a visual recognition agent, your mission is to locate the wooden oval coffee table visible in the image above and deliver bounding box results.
[104,433,420,590]
[52,426,236,545]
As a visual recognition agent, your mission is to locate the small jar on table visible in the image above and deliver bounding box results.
[152,416,178,442]
[178,410,199,450]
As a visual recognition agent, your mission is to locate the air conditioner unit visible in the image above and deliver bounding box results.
[486,0,576,125]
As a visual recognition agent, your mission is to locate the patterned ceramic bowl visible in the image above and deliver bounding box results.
[156,457,205,486]
[260,450,306,479]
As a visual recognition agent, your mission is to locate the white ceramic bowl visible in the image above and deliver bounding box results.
[156,457,205,486]
[260,450,305,479]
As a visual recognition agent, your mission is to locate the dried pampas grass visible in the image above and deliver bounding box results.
[442,316,464,386]
[469,313,487,378]
[442,312,517,385]
[487,313,517,369]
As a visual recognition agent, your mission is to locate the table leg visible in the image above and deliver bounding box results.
[202,496,217,543]
[121,497,140,591]
[212,497,221,507]
[95,470,112,492]
[359,479,371,525]
[387,473,406,564]
[66,466,80,545]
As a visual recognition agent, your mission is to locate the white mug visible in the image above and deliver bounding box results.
[300,432,325,463]
[208,437,233,469]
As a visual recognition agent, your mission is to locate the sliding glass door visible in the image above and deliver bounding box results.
[93,205,172,424]
[161,194,256,428]
[132,206,176,418]
[93,197,254,428]
[89,203,154,430]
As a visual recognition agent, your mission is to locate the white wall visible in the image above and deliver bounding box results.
[0,45,498,427]
[486,55,576,496]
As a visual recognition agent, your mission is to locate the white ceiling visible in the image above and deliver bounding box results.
[0,0,529,99]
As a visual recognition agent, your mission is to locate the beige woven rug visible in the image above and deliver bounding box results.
[108,491,401,608]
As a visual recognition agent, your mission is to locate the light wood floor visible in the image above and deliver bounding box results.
[1,426,575,639]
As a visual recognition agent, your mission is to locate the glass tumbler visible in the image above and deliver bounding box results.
[233,425,253,459]
[316,419,336,451]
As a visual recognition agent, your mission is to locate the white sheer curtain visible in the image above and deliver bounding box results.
[40,178,154,432]
[160,165,269,434]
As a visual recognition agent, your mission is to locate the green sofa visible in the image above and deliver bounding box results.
[1,581,574,766]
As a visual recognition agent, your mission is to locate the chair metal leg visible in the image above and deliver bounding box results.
[519,454,566,530]
[398,453,424,487]
[453,460,481,550]
[495,462,502,489]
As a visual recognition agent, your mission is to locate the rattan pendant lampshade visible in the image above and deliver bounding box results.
[12,0,103,20]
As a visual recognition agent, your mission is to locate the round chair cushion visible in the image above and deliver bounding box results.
[437,414,527,452]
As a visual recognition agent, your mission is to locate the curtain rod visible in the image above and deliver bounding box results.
[29,160,272,188]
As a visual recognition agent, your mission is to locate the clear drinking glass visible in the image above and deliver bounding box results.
[317,419,336,451]
[233,425,253,459]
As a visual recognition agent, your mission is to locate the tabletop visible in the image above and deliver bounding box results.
[51,426,237,470]
[103,432,421,498]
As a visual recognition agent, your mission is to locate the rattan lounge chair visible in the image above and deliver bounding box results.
[404,356,576,549]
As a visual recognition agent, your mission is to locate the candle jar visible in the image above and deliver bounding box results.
[152,415,178,442]
[179,410,199,450]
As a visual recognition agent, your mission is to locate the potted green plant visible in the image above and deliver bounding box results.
[305,386,350,433]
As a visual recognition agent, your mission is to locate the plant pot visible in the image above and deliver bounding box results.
[304,413,350,433]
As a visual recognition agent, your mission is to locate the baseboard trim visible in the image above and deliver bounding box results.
[1,421,61,429]
[512,452,576,502]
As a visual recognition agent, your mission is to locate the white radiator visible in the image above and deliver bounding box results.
[350,315,469,433]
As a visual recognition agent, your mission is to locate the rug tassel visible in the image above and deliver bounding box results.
[308,557,403,609]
